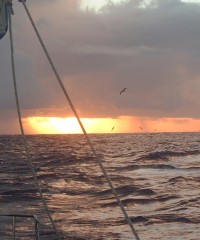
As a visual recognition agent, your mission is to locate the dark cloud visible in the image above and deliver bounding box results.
[0,0,200,123]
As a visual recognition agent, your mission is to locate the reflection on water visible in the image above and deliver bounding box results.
[0,132,200,239]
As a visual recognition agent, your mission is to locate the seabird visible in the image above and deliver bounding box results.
[120,88,127,95]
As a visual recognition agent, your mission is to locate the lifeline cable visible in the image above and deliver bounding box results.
[19,1,141,239]
[8,5,62,240]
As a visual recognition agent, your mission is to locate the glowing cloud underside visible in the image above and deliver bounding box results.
[79,0,128,12]
[79,0,200,12]
[181,0,200,3]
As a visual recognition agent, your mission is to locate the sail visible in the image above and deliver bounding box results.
[0,0,12,40]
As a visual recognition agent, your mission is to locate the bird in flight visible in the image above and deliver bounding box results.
[120,88,127,95]
[139,127,144,131]
[111,126,115,131]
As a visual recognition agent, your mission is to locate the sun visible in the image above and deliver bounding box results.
[27,117,82,134]
[26,116,125,134]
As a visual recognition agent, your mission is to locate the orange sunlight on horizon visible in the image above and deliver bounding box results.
[24,116,200,134]
[27,117,125,134]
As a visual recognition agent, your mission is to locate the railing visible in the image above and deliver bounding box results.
[0,214,40,240]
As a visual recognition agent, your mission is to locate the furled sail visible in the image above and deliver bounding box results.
[0,0,12,40]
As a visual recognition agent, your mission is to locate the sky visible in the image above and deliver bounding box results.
[0,0,200,134]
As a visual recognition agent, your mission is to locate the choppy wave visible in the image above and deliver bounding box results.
[0,132,200,240]
[140,149,200,160]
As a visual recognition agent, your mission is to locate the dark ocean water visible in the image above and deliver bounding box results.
[0,132,200,239]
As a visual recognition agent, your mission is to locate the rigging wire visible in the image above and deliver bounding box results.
[8,4,62,240]
[19,1,141,239]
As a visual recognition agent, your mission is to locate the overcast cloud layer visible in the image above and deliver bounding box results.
[0,0,200,122]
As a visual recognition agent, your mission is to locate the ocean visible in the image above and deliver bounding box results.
[0,132,199,240]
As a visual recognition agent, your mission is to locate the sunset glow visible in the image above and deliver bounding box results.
[27,117,122,134]
[24,116,200,134]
